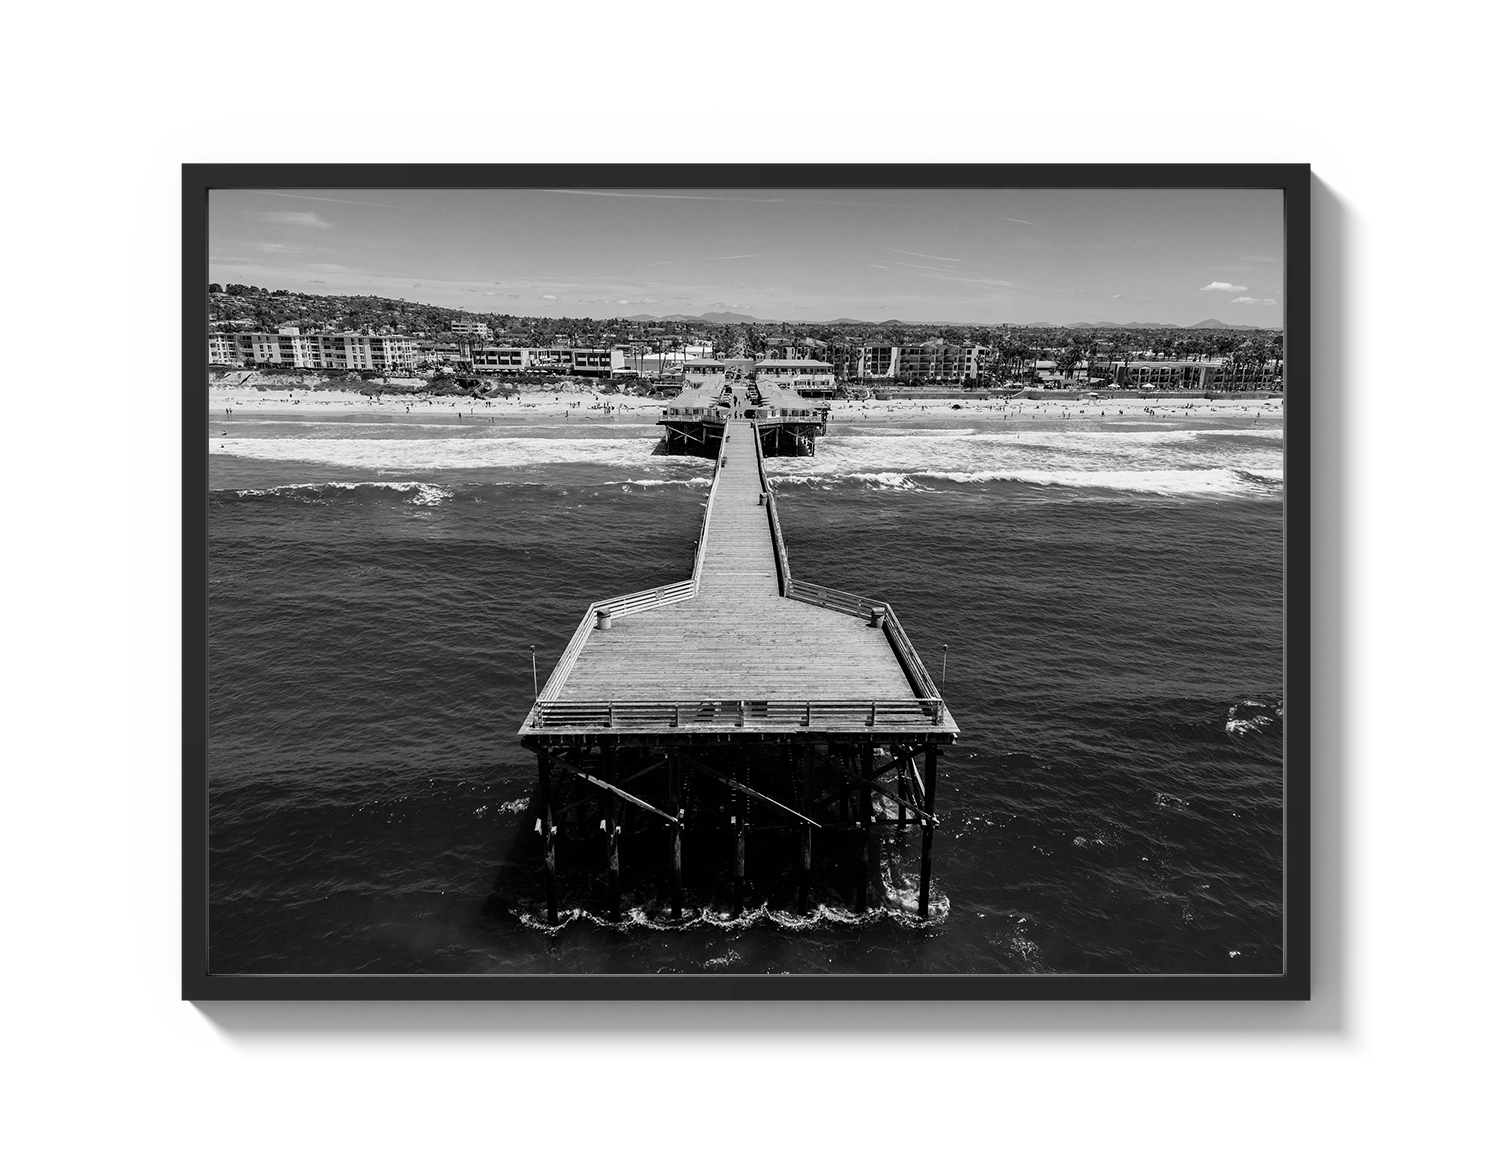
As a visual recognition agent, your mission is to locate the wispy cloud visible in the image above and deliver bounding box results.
[1000,216,1036,226]
[1200,281,1249,292]
[257,211,331,228]
[539,189,924,209]
[544,189,791,204]
[926,274,1016,289]
[257,242,300,253]
[890,259,958,273]
[886,247,961,263]
[1230,296,1278,305]
[252,191,400,209]
[649,254,758,265]
[541,294,558,300]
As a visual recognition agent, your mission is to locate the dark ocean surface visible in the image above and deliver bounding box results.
[207,403,1284,975]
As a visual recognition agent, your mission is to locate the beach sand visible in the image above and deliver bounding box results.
[208,381,1284,426]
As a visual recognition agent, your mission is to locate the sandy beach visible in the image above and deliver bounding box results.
[208,381,1283,426]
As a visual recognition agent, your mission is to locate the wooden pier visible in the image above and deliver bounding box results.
[658,368,829,457]
[517,370,957,925]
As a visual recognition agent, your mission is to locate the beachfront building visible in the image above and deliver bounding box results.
[469,346,619,376]
[224,327,418,372]
[570,348,613,374]
[449,320,492,338]
[856,340,992,383]
[208,333,241,366]
[754,358,837,396]
[1097,359,1283,394]
[471,346,528,371]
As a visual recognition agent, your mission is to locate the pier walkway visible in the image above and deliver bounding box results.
[522,417,956,738]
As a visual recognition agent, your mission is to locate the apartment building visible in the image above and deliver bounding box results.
[1098,359,1283,393]
[218,326,417,372]
[449,320,492,338]
[856,340,992,382]
[208,334,240,366]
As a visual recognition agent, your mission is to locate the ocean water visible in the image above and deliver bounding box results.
[207,402,1284,975]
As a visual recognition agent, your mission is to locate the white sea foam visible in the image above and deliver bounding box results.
[215,415,1283,498]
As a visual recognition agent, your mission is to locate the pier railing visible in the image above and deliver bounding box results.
[532,430,729,712]
[531,697,947,729]
[752,423,945,712]
[753,423,793,595]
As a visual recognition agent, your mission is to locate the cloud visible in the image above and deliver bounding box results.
[310,279,326,284]
[256,211,331,228]
[1230,296,1278,305]
[539,189,924,209]
[890,259,957,273]
[541,294,558,300]
[257,242,300,253]
[1199,281,1249,292]
[252,190,400,208]
[649,253,758,265]
[1111,294,1124,299]
[886,247,961,263]
[1000,216,1036,226]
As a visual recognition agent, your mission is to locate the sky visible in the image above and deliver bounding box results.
[209,187,1285,326]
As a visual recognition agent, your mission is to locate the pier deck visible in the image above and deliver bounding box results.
[522,417,957,740]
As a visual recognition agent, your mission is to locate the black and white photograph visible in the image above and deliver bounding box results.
[194,171,1303,990]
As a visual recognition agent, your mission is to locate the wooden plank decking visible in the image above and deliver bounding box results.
[522,411,957,738]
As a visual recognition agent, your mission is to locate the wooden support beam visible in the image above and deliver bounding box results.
[538,751,558,926]
[919,744,938,919]
[668,751,683,921]
[855,744,872,913]
[522,743,679,826]
[895,751,909,831]
[828,750,930,822]
[733,748,747,918]
[617,758,667,790]
[871,746,922,781]
[604,744,621,923]
[675,749,820,828]
[797,745,811,914]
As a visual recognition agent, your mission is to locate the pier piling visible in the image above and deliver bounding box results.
[539,752,558,925]
[918,746,939,919]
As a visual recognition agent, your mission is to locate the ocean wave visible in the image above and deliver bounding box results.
[1226,698,1284,736]
[773,466,1281,496]
[221,481,454,506]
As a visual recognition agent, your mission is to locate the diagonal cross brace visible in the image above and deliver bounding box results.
[522,744,680,826]
[871,745,922,780]
[827,752,938,826]
[674,750,821,828]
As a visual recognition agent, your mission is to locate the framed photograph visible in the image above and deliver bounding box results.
[185,164,1308,999]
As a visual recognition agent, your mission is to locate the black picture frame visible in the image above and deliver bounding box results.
[132,107,1362,1062]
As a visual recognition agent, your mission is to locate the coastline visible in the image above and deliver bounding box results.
[209,381,1284,426]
